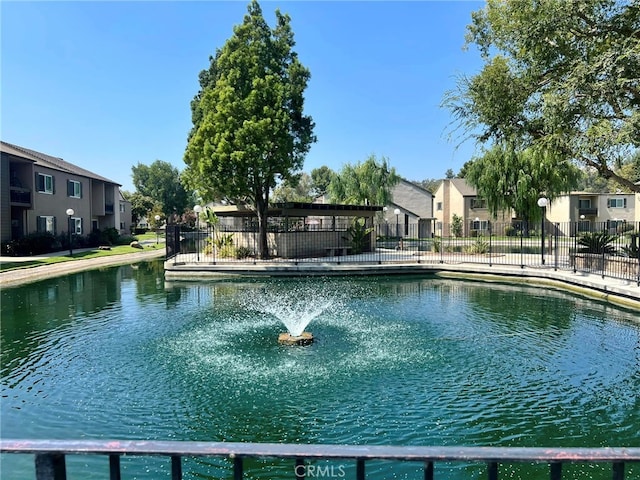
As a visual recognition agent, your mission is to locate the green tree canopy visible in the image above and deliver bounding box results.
[183,0,316,258]
[328,155,400,206]
[131,160,189,215]
[127,192,157,227]
[310,166,334,197]
[444,0,640,192]
[465,143,581,223]
[272,172,315,203]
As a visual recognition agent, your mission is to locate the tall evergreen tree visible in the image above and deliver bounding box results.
[184,0,316,258]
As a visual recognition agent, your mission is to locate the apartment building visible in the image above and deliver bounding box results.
[433,178,514,236]
[1,141,128,244]
[381,179,435,238]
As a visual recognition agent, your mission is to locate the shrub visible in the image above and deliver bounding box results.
[2,232,61,256]
[465,236,489,254]
[235,246,253,259]
[578,231,617,254]
[342,217,374,254]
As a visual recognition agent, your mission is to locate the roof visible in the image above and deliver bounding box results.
[399,178,435,196]
[209,202,383,218]
[448,178,477,196]
[1,141,121,186]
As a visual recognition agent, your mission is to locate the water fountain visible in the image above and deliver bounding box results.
[243,284,334,345]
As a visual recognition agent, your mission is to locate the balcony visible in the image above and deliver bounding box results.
[10,187,32,207]
[578,207,598,216]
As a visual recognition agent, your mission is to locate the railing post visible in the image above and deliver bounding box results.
[109,454,121,480]
[488,461,498,480]
[356,459,365,480]
[612,461,625,480]
[233,456,243,480]
[171,455,182,480]
[424,461,434,480]
[35,453,66,480]
[295,458,305,480]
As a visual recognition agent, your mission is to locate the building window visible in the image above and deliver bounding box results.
[37,216,56,234]
[120,222,125,230]
[37,173,54,194]
[470,198,486,209]
[607,198,627,208]
[119,203,126,213]
[578,199,591,209]
[71,217,82,235]
[67,180,82,198]
[436,202,442,211]
[471,220,488,231]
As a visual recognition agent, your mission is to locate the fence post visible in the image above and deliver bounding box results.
[554,223,559,271]
[488,221,492,267]
[520,222,524,269]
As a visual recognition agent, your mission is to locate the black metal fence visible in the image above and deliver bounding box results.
[2,439,639,480]
[165,221,640,285]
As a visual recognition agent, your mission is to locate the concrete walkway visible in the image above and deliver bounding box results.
[0,248,165,288]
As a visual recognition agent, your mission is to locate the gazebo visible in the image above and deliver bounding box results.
[206,202,383,258]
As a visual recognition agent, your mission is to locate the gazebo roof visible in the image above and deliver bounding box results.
[209,202,383,218]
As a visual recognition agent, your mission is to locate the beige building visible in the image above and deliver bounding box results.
[1,141,128,244]
[546,191,637,235]
[433,178,514,237]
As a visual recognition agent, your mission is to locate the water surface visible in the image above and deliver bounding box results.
[2,261,639,479]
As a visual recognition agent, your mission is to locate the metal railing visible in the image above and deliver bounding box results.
[165,221,640,286]
[2,439,639,480]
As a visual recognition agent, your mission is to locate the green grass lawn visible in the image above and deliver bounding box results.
[0,244,163,272]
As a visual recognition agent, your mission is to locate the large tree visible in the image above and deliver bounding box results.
[328,155,400,206]
[131,160,189,215]
[445,0,640,192]
[310,166,334,198]
[184,0,316,258]
[465,143,581,224]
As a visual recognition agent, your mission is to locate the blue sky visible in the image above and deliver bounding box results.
[2,1,485,193]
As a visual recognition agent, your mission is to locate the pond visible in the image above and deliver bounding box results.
[1,260,639,479]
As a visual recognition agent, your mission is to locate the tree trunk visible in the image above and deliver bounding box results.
[257,210,269,259]
[256,195,270,260]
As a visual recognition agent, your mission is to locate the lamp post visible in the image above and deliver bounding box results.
[537,197,548,265]
[394,208,400,238]
[193,204,202,261]
[474,217,480,235]
[66,208,74,256]
[154,214,161,244]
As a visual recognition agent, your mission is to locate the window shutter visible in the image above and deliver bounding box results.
[79,181,82,198]
[67,180,73,196]
[37,216,44,232]
[607,199,612,208]
[624,198,627,208]
[36,173,43,192]
[54,217,57,235]
[52,175,55,194]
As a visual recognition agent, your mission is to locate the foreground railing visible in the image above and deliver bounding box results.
[2,440,640,480]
